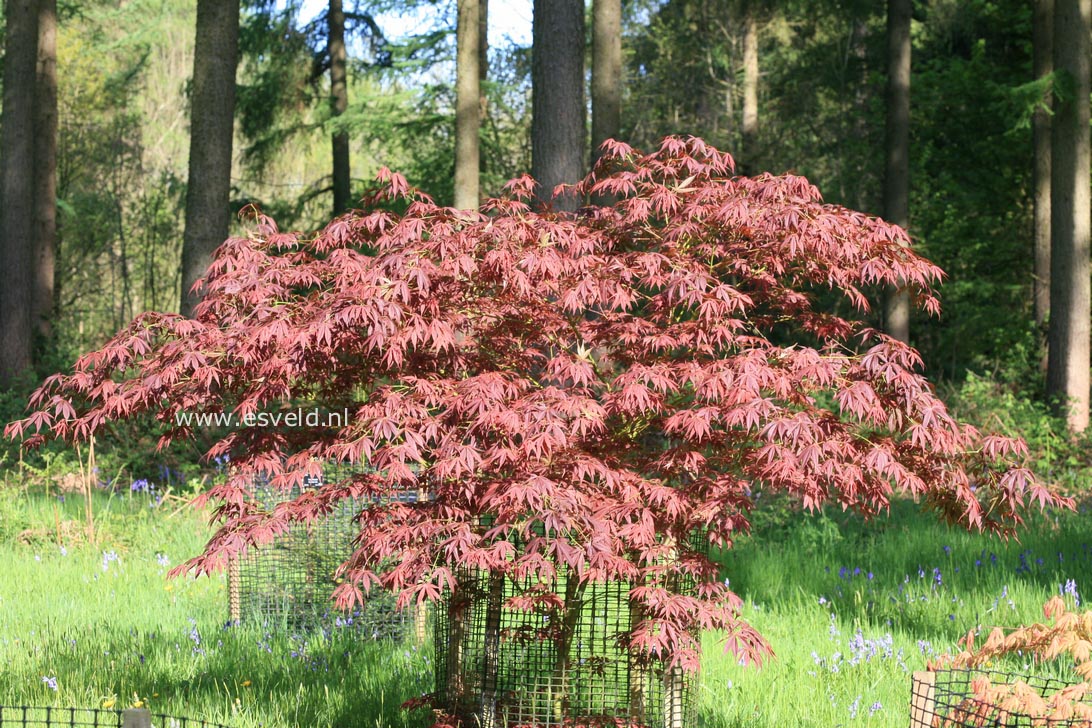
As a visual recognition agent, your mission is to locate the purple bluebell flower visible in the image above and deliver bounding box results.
[41,676,57,691]
[1061,579,1081,607]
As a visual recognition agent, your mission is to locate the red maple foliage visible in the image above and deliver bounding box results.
[7,137,1061,673]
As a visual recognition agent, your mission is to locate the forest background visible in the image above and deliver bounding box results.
[0,0,1087,484]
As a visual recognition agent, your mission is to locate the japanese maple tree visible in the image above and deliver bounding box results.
[8,137,1060,677]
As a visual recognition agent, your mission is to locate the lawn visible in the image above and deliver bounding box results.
[0,483,1086,727]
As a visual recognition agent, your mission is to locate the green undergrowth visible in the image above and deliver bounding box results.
[1,485,1089,727]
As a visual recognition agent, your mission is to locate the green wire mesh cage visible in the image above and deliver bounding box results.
[226,463,420,640]
[910,668,1092,727]
[433,566,696,728]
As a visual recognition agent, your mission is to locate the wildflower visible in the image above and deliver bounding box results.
[59,546,67,557]
[187,619,204,655]
[101,698,116,709]
[101,550,119,572]
[131,479,150,493]
[156,553,169,567]
[1061,579,1081,607]
[241,680,251,687]
[818,596,827,606]
[41,676,58,691]
[848,695,861,719]
[869,701,883,716]
[943,545,951,555]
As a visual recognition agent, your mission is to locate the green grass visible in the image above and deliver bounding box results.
[0,488,432,728]
[0,485,1088,727]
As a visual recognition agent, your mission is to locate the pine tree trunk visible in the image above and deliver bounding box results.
[33,0,57,341]
[454,0,481,210]
[0,0,40,383]
[740,2,759,172]
[479,0,488,83]
[882,0,911,345]
[532,0,585,211]
[180,0,239,318]
[1047,0,1091,432]
[329,0,350,216]
[1033,0,1053,331]
[591,0,621,165]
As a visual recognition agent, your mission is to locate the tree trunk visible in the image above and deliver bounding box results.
[550,575,586,722]
[329,0,350,216]
[591,0,621,166]
[0,0,40,383]
[33,0,57,341]
[882,0,911,345]
[1033,0,1053,331]
[1047,0,1091,432]
[454,0,481,210]
[479,0,488,83]
[479,572,504,728]
[180,0,239,318]
[531,0,585,211]
[740,2,759,172]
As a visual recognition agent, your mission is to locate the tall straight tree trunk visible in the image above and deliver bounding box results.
[454,0,481,210]
[0,0,40,384]
[882,0,911,344]
[33,0,57,340]
[740,2,759,172]
[1047,0,1091,432]
[479,0,488,83]
[532,0,585,211]
[180,0,239,318]
[329,0,350,216]
[591,0,621,165]
[1033,0,1053,331]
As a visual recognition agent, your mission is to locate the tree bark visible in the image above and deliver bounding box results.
[329,0,350,216]
[0,0,40,383]
[180,0,239,318]
[1033,0,1053,331]
[33,0,57,340]
[532,0,585,211]
[479,0,488,84]
[591,0,621,165]
[454,0,481,210]
[740,2,759,172]
[1047,0,1091,432]
[882,0,911,345]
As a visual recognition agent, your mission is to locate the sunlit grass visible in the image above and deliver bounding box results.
[0,487,1087,727]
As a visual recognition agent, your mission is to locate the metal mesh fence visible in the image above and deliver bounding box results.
[227,463,419,639]
[911,668,1092,727]
[0,707,231,728]
[433,566,696,728]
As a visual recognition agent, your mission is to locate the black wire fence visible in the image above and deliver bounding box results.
[0,707,231,728]
[434,565,697,728]
[227,464,421,640]
[911,668,1092,727]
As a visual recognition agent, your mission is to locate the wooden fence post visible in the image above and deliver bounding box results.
[228,556,241,624]
[910,670,936,728]
[122,709,152,728]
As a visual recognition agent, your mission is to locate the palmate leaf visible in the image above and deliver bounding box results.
[8,136,1065,677]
